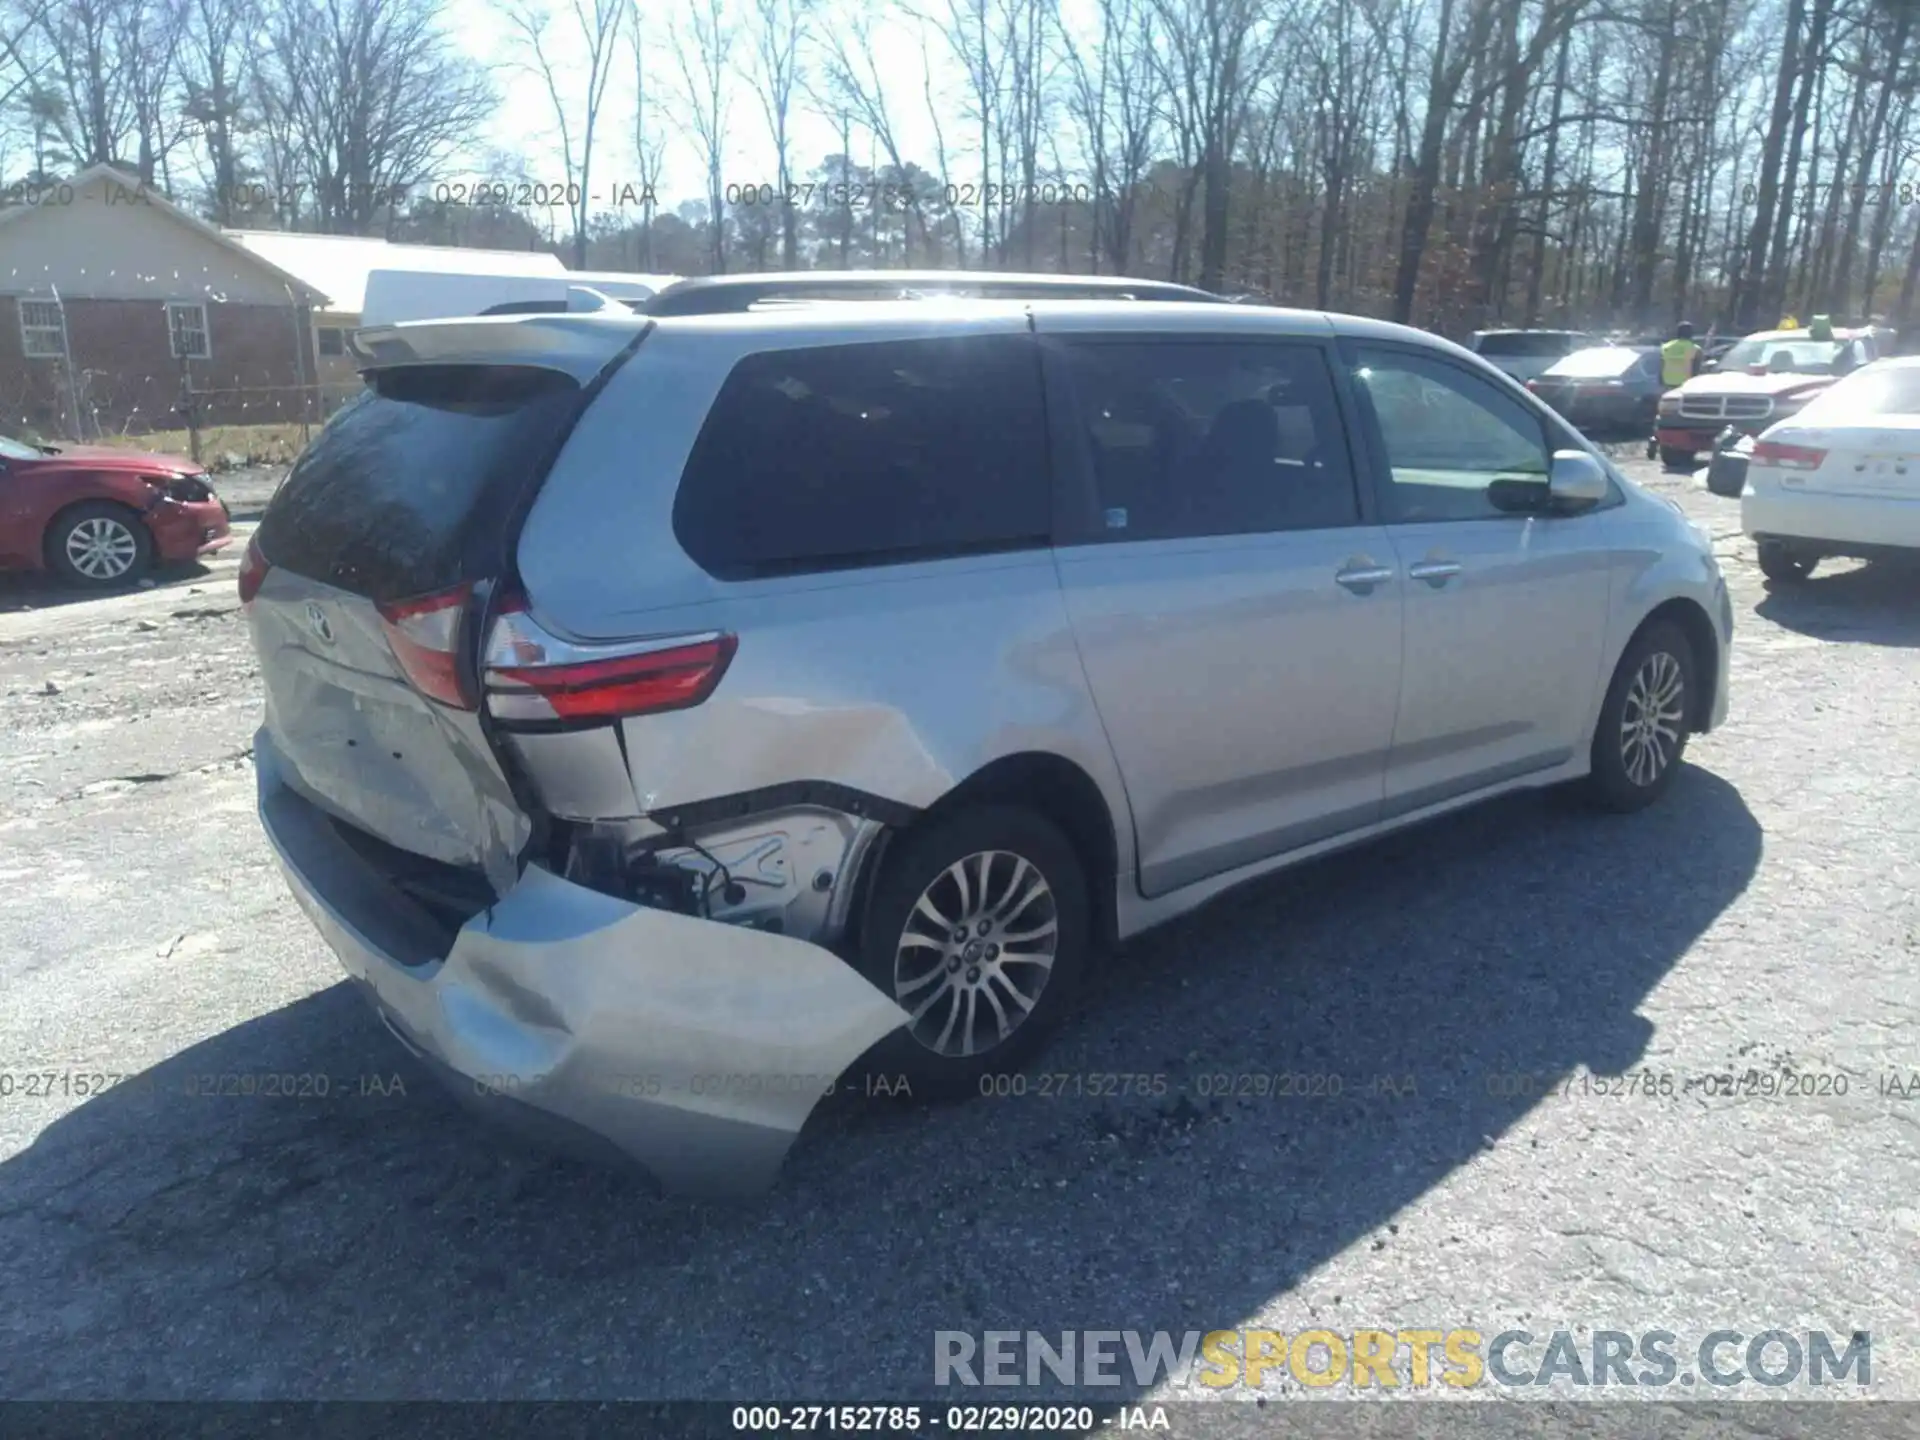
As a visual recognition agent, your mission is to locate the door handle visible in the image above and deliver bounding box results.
[1407,560,1463,587]
[1334,563,1395,594]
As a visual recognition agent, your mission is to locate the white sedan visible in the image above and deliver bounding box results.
[1741,355,1920,583]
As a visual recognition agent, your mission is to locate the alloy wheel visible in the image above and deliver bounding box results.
[893,849,1059,1058]
[64,516,140,580]
[1619,650,1686,787]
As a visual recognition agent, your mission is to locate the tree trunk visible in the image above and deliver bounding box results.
[1762,0,1830,321]
[1390,0,1459,324]
[1627,0,1676,321]
[1834,6,1908,315]
[1525,28,1572,326]
[1730,0,1805,329]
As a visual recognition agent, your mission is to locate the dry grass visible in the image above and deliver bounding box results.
[97,421,313,471]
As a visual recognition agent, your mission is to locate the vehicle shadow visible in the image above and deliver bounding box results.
[0,561,222,615]
[0,767,1760,1402]
[1754,555,1920,648]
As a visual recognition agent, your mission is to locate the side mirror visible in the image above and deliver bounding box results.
[1548,450,1610,508]
[1700,358,1720,373]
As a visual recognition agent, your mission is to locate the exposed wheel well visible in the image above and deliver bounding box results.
[917,753,1123,951]
[1634,597,1720,731]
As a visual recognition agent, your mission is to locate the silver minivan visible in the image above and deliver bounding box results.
[244,296,1732,1194]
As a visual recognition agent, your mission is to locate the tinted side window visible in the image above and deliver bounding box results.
[1349,348,1551,523]
[1056,340,1360,541]
[673,335,1050,578]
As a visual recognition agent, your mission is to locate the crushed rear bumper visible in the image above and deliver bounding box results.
[255,729,910,1195]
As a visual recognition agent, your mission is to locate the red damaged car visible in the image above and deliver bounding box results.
[0,435,231,588]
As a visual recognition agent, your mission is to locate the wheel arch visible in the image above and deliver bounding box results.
[856,750,1122,955]
[1626,596,1721,733]
[40,495,152,572]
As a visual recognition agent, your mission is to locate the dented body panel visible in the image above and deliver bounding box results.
[257,731,910,1195]
[251,567,532,896]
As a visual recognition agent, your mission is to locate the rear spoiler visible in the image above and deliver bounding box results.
[347,310,650,384]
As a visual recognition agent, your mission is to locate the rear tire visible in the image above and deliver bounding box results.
[1757,540,1816,584]
[1658,446,1695,473]
[1583,620,1696,814]
[45,502,152,588]
[852,805,1089,1100]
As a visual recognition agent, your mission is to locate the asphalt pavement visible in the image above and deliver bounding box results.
[0,458,1916,1416]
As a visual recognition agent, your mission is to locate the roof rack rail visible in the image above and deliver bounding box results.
[639,269,1223,316]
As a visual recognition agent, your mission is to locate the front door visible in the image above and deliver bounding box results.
[1344,344,1616,818]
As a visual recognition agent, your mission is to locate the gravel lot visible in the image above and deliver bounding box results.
[1,457,1916,1420]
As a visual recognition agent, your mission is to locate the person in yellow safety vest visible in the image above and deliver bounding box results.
[1661,322,1703,387]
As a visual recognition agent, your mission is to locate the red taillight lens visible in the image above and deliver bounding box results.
[237,534,270,605]
[482,592,735,726]
[377,585,475,709]
[1751,441,1827,471]
[490,636,736,724]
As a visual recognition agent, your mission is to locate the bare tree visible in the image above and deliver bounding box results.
[502,0,626,268]
[627,0,667,268]
[670,0,732,271]
[179,0,258,221]
[31,0,138,167]
[744,0,806,267]
[816,12,936,263]
[255,0,494,235]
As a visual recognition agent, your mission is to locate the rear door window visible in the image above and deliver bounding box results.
[1475,333,1576,359]
[256,364,581,601]
[672,335,1050,578]
[1054,339,1360,541]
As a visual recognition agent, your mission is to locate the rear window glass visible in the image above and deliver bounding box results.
[1474,332,1580,358]
[1546,348,1643,378]
[1721,338,1845,372]
[673,335,1050,578]
[256,364,580,601]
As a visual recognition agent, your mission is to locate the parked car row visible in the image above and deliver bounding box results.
[1652,323,1888,470]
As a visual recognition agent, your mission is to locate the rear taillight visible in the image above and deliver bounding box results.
[1751,441,1827,471]
[377,585,475,709]
[237,534,270,605]
[482,592,735,727]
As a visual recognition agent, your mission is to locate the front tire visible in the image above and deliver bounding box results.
[46,502,152,588]
[1658,446,1695,473]
[1756,540,1817,584]
[1584,620,1696,813]
[854,805,1089,1099]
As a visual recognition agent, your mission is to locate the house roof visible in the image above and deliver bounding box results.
[225,231,568,316]
[0,164,328,305]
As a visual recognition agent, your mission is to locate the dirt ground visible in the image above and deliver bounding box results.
[0,455,1916,1416]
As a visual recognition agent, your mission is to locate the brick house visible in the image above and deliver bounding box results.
[0,164,326,438]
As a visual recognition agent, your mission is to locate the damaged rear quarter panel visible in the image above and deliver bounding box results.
[511,316,1135,871]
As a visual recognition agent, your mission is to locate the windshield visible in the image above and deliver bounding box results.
[0,434,46,460]
[1793,364,1920,422]
[1546,348,1643,379]
[1720,338,1845,373]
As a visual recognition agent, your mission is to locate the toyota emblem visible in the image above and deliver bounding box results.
[304,602,334,644]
